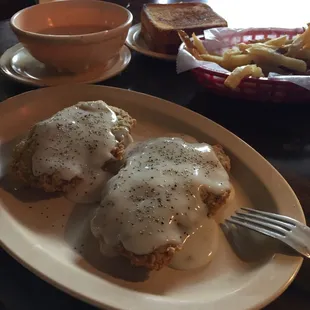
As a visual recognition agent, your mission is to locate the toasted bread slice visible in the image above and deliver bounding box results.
[140,3,227,54]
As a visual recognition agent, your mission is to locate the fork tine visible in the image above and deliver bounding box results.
[231,214,287,235]
[236,211,294,230]
[241,208,297,225]
[226,218,282,239]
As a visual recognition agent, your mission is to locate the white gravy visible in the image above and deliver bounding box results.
[31,100,131,203]
[91,137,231,266]
[169,217,219,270]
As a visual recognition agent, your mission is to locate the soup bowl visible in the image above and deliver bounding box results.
[11,0,133,73]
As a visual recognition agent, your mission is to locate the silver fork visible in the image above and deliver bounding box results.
[226,207,310,258]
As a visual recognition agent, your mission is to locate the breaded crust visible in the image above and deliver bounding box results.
[11,104,136,193]
[212,144,231,172]
[117,144,231,270]
[110,106,136,135]
[118,244,182,271]
[11,133,82,192]
[205,144,231,215]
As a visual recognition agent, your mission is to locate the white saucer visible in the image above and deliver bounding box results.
[126,23,177,61]
[0,43,131,87]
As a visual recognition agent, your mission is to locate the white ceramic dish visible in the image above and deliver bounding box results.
[126,23,176,61]
[0,84,305,310]
[0,44,131,87]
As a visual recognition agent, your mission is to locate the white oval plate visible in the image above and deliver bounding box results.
[0,85,304,310]
[126,23,177,61]
[0,44,131,87]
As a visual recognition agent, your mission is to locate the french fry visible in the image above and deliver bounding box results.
[295,49,310,66]
[296,48,310,60]
[303,42,310,50]
[287,25,310,57]
[238,42,280,52]
[200,54,224,65]
[224,65,264,89]
[265,35,288,47]
[192,48,203,60]
[254,60,287,75]
[178,30,194,49]
[247,45,307,72]
[238,42,252,52]
[276,45,290,55]
[178,30,197,57]
[223,48,242,61]
[285,39,294,44]
[192,33,207,54]
[222,54,254,70]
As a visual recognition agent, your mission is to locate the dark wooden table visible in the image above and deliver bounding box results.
[1,1,310,309]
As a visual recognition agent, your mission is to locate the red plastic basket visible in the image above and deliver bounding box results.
[191,28,310,103]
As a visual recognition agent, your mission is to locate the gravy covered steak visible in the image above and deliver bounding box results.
[91,137,232,270]
[11,100,136,203]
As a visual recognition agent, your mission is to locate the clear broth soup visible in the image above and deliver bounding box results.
[38,25,111,35]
